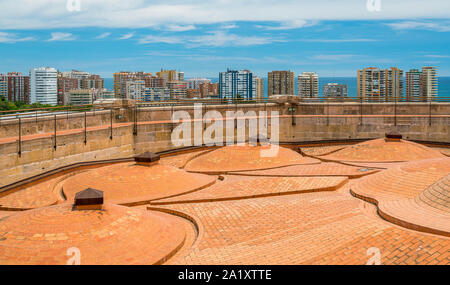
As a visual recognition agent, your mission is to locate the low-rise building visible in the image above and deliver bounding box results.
[68,89,94,105]
[323,83,348,99]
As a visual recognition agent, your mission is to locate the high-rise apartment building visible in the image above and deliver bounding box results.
[405,69,422,101]
[268,71,295,96]
[255,76,264,99]
[125,80,146,101]
[58,71,103,105]
[57,75,78,105]
[167,81,187,99]
[30,67,58,105]
[357,67,403,102]
[421,67,438,101]
[114,71,164,99]
[219,69,255,100]
[298,72,319,98]
[0,72,30,103]
[143,87,171,102]
[199,82,219,98]
[186,78,211,90]
[0,75,7,100]
[80,75,104,90]
[156,69,184,83]
[323,83,348,99]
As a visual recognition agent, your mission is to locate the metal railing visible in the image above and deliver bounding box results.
[1,96,449,158]
[1,96,450,120]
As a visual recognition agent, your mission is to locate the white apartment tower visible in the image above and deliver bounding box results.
[30,67,58,105]
[298,72,319,98]
[421,67,438,101]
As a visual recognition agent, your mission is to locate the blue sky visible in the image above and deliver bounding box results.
[0,0,449,78]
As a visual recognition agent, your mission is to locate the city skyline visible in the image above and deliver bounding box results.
[0,1,450,77]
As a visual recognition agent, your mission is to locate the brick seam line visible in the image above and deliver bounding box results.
[226,169,380,179]
[301,146,347,157]
[146,206,204,264]
[185,161,322,175]
[350,188,450,238]
[150,177,349,206]
[60,177,218,207]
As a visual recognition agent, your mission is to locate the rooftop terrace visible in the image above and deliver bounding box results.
[0,136,449,265]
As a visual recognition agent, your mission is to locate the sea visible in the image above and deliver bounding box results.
[104,77,450,100]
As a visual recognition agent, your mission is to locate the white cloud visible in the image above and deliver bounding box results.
[187,31,284,47]
[95,32,111,39]
[220,23,238,29]
[139,31,283,47]
[47,32,76,41]
[386,21,450,32]
[0,0,449,29]
[165,24,196,32]
[119,32,135,40]
[0,32,34,43]
[139,35,183,44]
[256,20,314,30]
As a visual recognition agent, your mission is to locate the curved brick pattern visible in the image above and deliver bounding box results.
[158,193,449,265]
[439,148,450,157]
[352,158,450,236]
[0,211,13,220]
[0,203,186,265]
[300,145,348,156]
[184,144,320,174]
[62,162,216,205]
[230,162,379,178]
[320,138,445,163]
[0,175,66,210]
[335,161,408,169]
[152,176,348,205]
[160,150,211,168]
[416,174,449,212]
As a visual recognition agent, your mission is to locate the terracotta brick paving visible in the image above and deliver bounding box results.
[62,162,216,205]
[300,145,348,156]
[160,150,211,168]
[0,175,64,210]
[438,148,450,157]
[184,144,320,174]
[417,174,449,212]
[320,139,445,163]
[0,211,13,220]
[351,158,450,236]
[229,162,379,178]
[1,139,449,265]
[0,203,187,265]
[156,191,449,265]
[152,176,348,205]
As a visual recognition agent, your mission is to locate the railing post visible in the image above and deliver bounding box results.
[360,97,363,125]
[18,117,21,157]
[429,98,432,126]
[170,104,174,132]
[54,114,57,150]
[110,108,113,140]
[203,104,207,131]
[84,111,87,145]
[394,96,397,126]
[133,105,138,136]
[327,99,329,126]
[291,106,296,126]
